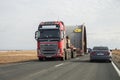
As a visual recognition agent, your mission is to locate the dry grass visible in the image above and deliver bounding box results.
[0,50,120,64]
[112,50,120,63]
[0,50,38,64]
[112,50,120,55]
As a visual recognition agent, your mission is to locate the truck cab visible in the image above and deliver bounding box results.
[35,21,66,60]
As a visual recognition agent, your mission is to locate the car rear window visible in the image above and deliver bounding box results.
[93,47,108,50]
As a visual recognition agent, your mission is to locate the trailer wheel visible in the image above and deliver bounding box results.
[71,50,75,58]
[73,51,77,58]
[69,50,71,59]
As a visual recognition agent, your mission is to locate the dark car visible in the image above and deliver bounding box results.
[90,46,112,62]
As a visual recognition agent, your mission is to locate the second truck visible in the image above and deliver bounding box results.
[35,21,87,61]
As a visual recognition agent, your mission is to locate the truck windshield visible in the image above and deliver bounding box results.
[40,29,60,39]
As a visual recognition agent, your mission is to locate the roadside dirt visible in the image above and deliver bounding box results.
[0,50,120,67]
[0,50,37,64]
[112,50,120,62]
[112,50,120,69]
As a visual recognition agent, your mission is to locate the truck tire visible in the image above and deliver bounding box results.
[71,51,73,58]
[60,53,65,61]
[65,51,67,60]
[60,56,65,61]
[64,49,67,60]
[71,50,76,58]
[69,50,71,59]
[65,50,68,60]
[65,49,71,60]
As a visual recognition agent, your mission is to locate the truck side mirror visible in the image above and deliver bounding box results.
[35,31,40,40]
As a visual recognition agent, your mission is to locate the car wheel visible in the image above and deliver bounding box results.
[108,60,111,63]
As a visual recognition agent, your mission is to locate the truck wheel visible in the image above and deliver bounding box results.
[65,49,70,60]
[71,51,73,58]
[64,49,67,60]
[69,50,71,59]
[65,51,68,60]
[69,53,71,59]
[60,57,65,61]
[71,50,76,58]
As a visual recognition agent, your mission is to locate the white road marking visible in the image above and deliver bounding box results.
[112,61,120,77]
[55,63,64,67]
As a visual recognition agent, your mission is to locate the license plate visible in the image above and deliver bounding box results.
[97,53,104,55]
[46,56,52,58]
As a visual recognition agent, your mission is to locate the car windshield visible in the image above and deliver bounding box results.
[39,29,60,39]
[93,47,109,50]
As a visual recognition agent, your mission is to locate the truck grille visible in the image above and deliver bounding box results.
[40,44,58,56]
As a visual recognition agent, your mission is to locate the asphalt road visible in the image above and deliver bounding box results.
[0,55,119,80]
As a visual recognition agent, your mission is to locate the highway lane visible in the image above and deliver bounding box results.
[0,55,119,80]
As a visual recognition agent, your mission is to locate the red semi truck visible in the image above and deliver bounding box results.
[35,21,87,61]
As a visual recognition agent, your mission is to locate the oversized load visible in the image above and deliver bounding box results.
[66,25,87,55]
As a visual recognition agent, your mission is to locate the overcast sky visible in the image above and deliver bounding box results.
[0,0,120,50]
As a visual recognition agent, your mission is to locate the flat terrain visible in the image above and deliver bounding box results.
[0,50,120,64]
[112,50,120,62]
[112,50,120,69]
[0,55,119,80]
[0,50,37,64]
